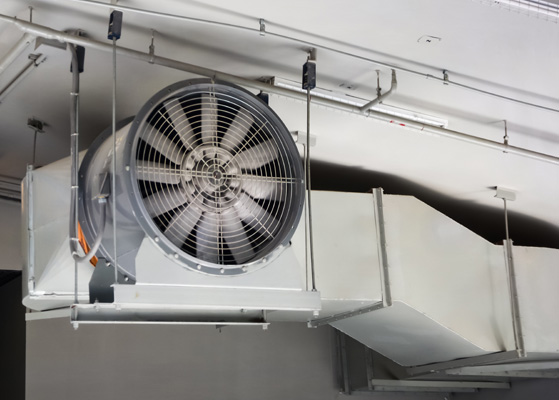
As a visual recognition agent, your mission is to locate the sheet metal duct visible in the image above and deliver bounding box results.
[21,79,559,372]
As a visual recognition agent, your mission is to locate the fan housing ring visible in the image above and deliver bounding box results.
[122,79,305,276]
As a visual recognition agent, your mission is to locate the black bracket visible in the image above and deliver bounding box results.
[108,10,124,40]
[257,91,269,104]
[302,60,316,90]
[89,258,134,304]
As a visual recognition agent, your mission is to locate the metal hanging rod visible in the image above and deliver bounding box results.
[66,0,559,114]
[0,14,558,166]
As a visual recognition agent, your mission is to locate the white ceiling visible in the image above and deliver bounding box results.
[0,0,558,247]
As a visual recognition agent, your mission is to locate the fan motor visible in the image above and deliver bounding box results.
[79,79,305,278]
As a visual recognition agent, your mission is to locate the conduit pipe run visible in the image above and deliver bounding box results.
[1,14,558,166]
[0,33,36,75]
[0,53,45,104]
[68,0,559,115]
[360,69,397,113]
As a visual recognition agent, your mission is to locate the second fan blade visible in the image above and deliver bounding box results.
[141,128,185,165]
[163,99,196,151]
[234,193,279,239]
[235,140,279,170]
[220,108,254,152]
[164,205,203,248]
[196,212,220,263]
[144,187,189,217]
[222,210,255,264]
[200,94,218,145]
[137,161,181,184]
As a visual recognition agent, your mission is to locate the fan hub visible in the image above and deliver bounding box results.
[180,145,242,213]
[211,170,223,182]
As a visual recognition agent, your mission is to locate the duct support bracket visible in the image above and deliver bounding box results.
[445,361,559,379]
[360,69,398,113]
[291,130,316,147]
[361,379,510,393]
[372,188,392,307]
[335,330,351,395]
[405,350,520,377]
[504,239,527,358]
[308,301,384,327]
[308,187,392,327]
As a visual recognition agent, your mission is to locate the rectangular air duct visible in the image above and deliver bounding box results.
[22,161,559,369]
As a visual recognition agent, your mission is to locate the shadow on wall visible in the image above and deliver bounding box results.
[310,160,559,250]
[0,274,25,400]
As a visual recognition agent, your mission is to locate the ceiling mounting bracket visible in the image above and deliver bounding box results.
[502,119,509,150]
[27,117,44,133]
[375,69,382,97]
[442,69,449,85]
[259,18,266,36]
[148,29,156,64]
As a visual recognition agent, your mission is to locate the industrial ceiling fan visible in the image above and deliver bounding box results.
[79,79,305,278]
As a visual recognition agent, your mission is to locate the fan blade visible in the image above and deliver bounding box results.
[164,205,203,248]
[241,177,282,201]
[163,99,196,150]
[200,94,218,145]
[235,140,279,170]
[141,129,185,164]
[221,108,254,152]
[222,210,255,264]
[234,193,278,239]
[144,187,189,217]
[136,161,181,185]
[196,212,220,263]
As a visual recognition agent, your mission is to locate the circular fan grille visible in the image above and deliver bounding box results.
[128,80,304,274]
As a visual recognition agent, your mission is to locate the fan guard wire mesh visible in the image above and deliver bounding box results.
[128,80,304,275]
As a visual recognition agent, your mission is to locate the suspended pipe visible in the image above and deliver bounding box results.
[68,43,106,268]
[1,15,558,166]
[360,69,397,113]
[0,55,44,103]
[0,33,35,75]
[67,0,559,115]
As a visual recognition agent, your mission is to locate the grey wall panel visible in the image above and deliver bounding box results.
[26,321,340,400]
[0,199,22,270]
